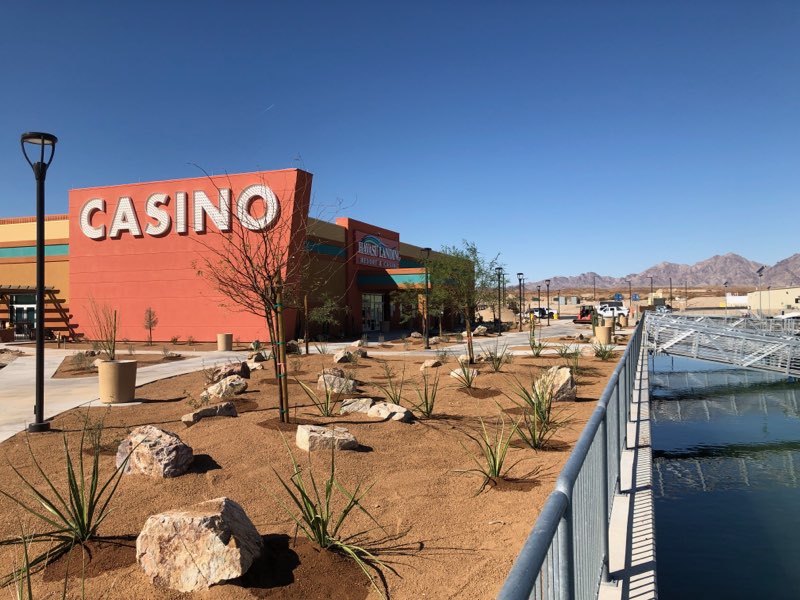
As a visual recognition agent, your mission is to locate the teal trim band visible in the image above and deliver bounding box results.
[305,241,347,258]
[400,258,422,268]
[0,244,69,258]
[358,273,426,287]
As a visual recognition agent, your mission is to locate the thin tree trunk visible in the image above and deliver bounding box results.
[464,312,475,364]
[304,294,309,355]
[276,284,290,423]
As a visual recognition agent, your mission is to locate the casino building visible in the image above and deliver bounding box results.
[0,168,447,342]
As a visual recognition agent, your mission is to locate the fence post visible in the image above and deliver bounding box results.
[559,507,574,600]
[600,415,610,583]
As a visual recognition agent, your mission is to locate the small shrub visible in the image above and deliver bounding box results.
[566,353,581,387]
[375,362,406,404]
[170,335,180,345]
[291,357,303,373]
[143,307,158,346]
[313,337,330,355]
[593,342,615,361]
[361,334,369,347]
[377,334,385,344]
[72,351,91,372]
[234,336,241,349]
[161,346,171,358]
[126,342,135,356]
[273,444,387,597]
[454,332,464,343]
[409,370,439,418]
[185,388,210,410]
[0,424,132,586]
[250,340,262,352]
[402,335,410,351]
[457,415,521,493]
[187,335,196,347]
[434,348,450,363]
[451,361,478,389]
[296,376,340,417]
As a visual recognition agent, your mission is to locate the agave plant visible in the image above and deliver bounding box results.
[505,372,563,450]
[375,362,406,404]
[273,443,388,597]
[296,374,341,417]
[457,415,522,493]
[409,370,440,418]
[451,361,478,389]
[0,423,133,586]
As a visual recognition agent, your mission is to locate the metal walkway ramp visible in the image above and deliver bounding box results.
[646,313,800,378]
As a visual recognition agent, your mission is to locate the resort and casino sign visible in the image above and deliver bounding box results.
[355,231,400,269]
[78,183,279,240]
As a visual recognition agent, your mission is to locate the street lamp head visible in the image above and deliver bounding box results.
[21,132,58,173]
[495,266,503,274]
[545,279,550,286]
[517,272,523,281]
[421,247,431,259]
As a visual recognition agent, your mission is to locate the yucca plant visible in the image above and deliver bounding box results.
[565,352,581,388]
[0,424,133,586]
[506,372,561,450]
[556,344,579,359]
[434,348,450,363]
[592,342,615,361]
[296,375,341,417]
[273,444,388,597]
[313,339,330,355]
[409,371,440,418]
[375,362,406,404]
[457,416,521,493]
[452,361,478,389]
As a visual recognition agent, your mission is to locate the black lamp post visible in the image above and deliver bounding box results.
[626,280,632,314]
[756,266,765,318]
[593,275,596,301]
[723,280,729,319]
[537,285,541,314]
[649,276,654,301]
[517,273,524,332]
[21,132,58,433]
[669,277,673,305]
[422,247,431,349]
[495,267,503,335]
[545,279,551,326]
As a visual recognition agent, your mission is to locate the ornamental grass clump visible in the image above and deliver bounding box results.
[485,341,511,373]
[409,370,440,418]
[592,342,616,361]
[451,361,478,389]
[506,371,562,450]
[296,373,341,417]
[556,344,579,359]
[375,362,406,404]
[0,423,132,586]
[457,415,521,493]
[273,444,388,597]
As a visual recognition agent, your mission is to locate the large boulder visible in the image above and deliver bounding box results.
[212,361,250,383]
[116,425,194,478]
[429,336,441,345]
[317,374,356,394]
[473,325,488,336]
[249,350,271,363]
[409,332,423,339]
[333,349,353,364]
[536,366,577,402]
[136,497,262,592]
[286,340,300,355]
[206,375,248,400]
[296,425,359,451]
[457,354,470,364]
[322,367,346,378]
[181,402,238,427]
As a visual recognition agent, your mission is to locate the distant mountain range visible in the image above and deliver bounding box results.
[527,252,800,290]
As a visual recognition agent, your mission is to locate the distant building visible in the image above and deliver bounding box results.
[746,286,800,317]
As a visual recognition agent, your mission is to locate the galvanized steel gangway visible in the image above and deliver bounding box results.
[646,314,800,378]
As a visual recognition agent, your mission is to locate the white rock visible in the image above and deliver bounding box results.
[350,339,364,347]
[317,374,356,394]
[420,359,443,371]
[136,497,262,592]
[322,367,346,378]
[450,368,478,380]
[367,402,414,422]
[410,332,423,339]
[116,425,194,478]
[206,375,248,400]
[339,397,375,415]
[473,325,488,336]
[333,349,352,364]
[181,402,238,427]
[457,354,470,364]
[295,425,359,451]
[92,358,104,369]
[536,366,577,402]
[429,336,441,345]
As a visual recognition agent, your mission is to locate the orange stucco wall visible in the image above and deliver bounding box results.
[68,169,312,342]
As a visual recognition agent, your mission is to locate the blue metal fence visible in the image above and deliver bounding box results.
[497,319,644,600]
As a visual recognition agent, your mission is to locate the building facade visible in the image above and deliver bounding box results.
[1,168,440,342]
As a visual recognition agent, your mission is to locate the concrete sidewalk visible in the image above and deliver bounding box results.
[0,348,247,443]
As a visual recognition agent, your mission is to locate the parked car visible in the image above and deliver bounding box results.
[655,305,672,314]
[596,305,630,318]
[530,307,555,319]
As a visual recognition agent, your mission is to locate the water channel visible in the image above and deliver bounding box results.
[650,354,800,599]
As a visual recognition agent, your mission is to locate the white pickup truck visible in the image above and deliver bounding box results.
[596,305,630,318]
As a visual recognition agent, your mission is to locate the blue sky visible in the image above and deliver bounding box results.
[1,1,798,279]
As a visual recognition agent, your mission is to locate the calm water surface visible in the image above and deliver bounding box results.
[651,355,800,599]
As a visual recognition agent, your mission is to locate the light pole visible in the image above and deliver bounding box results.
[545,279,551,326]
[669,277,673,306]
[767,286,772,316]
[756,266,765,318]
[626,280,632,314]
[495,267,503,335]
[21,132,58,434]
[422,247,431,349]
[537,285,541,315]
[557,288,561,317]
[593,275,596,301]
[517,273,524,332]
[649,276,654,301]
[723,281,729,319]
[685,280,688,311]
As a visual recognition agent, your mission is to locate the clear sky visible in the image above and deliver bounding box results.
[1,1,798,280]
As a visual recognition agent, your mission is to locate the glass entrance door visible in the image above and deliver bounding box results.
[361,294,384,332]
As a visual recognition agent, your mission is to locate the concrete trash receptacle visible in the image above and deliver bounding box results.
[619,315,629,328]
[596,326,612,345]
[217,333,233,351]
[99,360,137,404]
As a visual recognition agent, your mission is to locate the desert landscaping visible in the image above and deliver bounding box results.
[0,333,622,599]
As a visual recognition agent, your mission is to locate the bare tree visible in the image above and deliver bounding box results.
[143,307,158,346]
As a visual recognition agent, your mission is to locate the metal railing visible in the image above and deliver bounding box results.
[497,319,644,600]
